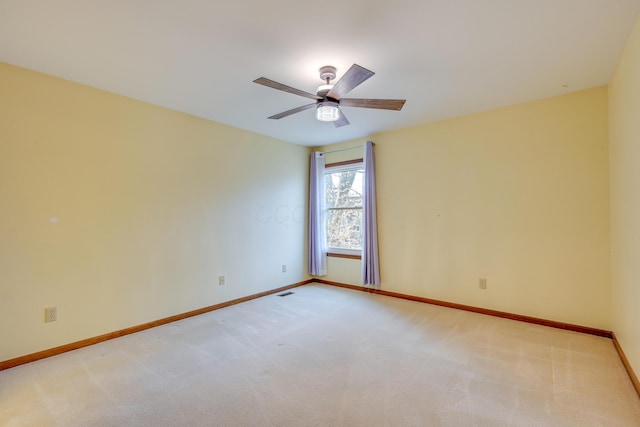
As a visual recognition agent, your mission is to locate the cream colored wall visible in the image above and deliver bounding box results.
[320,88,611,330]
[0,63,309,361]
[609,16,640,379]
[0,58,616,362]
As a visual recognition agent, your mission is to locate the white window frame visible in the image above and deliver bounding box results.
[324,161,364,257]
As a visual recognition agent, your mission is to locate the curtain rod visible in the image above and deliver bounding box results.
[316,142,372,155]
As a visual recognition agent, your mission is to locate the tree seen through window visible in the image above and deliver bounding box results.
[325,166,364,250]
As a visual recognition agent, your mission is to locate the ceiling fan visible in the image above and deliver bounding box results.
[253,64,406,127]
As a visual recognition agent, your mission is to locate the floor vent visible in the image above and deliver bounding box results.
[278,292,294,297]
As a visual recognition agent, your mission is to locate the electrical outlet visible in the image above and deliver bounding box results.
[479,278,487,290]
[282,264,287,273]
[218,276,225,286]
[44,307,57,322]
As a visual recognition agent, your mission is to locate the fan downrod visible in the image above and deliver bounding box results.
[319,66,336,84]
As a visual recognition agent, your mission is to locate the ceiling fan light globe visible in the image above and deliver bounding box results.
[316,102,340,122]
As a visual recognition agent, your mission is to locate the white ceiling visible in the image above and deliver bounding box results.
[1,1,639,147]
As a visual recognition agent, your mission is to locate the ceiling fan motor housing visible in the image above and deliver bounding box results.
[316,84,333,98]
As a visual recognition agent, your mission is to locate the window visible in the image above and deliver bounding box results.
[325,161,364,256]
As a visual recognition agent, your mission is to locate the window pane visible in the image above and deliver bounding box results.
[326,170,363,209]
[325,166,364,250]
[326,208,362,250]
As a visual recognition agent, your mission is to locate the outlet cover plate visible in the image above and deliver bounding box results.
[44,307,57,322]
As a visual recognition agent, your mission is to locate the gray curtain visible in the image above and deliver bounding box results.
[362,141,380,285]
[308,152,327,276]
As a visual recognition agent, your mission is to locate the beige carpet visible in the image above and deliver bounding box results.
[1,283,639,426]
